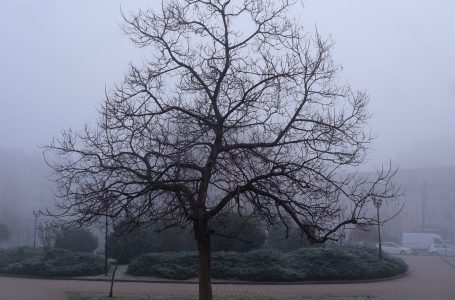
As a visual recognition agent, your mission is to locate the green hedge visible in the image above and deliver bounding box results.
[128,251,198,280]
[127,246,408,281]
[0,247,104,277]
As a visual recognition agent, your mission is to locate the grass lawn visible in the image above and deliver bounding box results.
[68,293,377,300]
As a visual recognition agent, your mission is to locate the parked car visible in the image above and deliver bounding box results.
[428,244,455,256]
[376,242,414,255]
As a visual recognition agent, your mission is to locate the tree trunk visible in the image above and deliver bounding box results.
[108,263,118,298]
[194,219,213,300]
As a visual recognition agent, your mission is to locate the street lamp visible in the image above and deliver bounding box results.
[372,197,383,261]
[103,194,114,276]
[32,210,40,248]
[104,213,109,276]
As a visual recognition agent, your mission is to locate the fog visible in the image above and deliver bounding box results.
[305,1,455,169]
[0,0,454,247]
[1,0,454,169]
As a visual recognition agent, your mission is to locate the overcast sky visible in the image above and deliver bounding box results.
[0,0,454,170]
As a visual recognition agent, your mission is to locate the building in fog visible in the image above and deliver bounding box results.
[381,167,455,242]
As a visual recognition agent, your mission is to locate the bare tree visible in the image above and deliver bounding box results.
[45,1,400,299]
[37,220,61,249]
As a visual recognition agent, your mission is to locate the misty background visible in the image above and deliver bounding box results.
[0,0,454,246]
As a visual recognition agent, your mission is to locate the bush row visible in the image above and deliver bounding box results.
[127,246,408,281]
[0,247,104,277]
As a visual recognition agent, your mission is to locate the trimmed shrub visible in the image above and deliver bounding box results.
[0,247,104,277]
[127,251,197,279]
[127,246,408,281]
[43,250,104,276]
[2,260,51,276]
[0,247,42,269]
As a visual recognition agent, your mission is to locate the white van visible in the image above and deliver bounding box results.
[402,233,445,254]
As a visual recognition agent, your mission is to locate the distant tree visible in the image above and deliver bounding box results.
[108,220,195,263]
[211,212,266,252]
[46,1,400,299]
[156,226,196,252]
[0,224,10,246]
[266,223,311,252]
[37,220,61,249]
[108,221,157,263]
[55,227,98,253]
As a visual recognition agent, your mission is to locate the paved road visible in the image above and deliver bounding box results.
[1,256,455,299]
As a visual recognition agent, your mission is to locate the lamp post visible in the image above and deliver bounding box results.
[104,194,114,276]
[372,197,383,261]
[104,213,109,276]
[32,210,40,248]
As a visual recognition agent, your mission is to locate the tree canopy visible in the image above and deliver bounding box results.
[46,1,400,299]
[55,227,98,253]
[0,224,10,245]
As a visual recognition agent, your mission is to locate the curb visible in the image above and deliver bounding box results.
[439,256,455,268]
[0,271,409,285]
